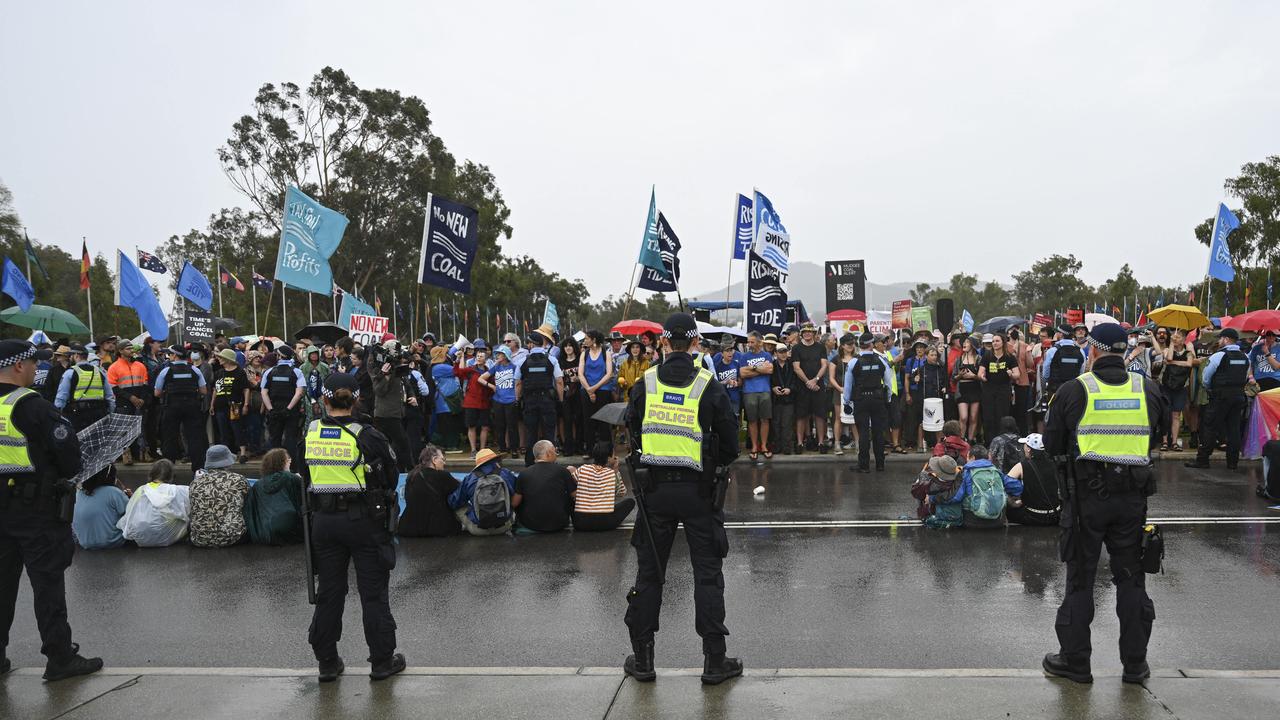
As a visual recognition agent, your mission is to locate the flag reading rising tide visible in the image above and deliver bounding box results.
[418,194,479,294]
[637,213,682,292]
[177,261,213,311]
[1,257,35,311]
[751,189,790,291]
[745,250,787,335]
[1206,202,1241,282]
[637,186,664,271]
[731,193,753,260]
[276,186,348,295]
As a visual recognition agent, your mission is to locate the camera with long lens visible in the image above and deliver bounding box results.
[370,340,413,377]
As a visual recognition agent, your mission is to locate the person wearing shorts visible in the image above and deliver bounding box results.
[740,332,775,462]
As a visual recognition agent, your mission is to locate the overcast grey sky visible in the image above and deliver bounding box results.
[3,1,1278,306]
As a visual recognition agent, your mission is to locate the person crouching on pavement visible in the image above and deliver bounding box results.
[448,448,517,536]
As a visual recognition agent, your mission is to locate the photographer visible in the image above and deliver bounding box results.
[1124,327,1164,379]
[369,340,411,472]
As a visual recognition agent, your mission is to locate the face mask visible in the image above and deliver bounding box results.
[1127,338,1137,348]
[191,352,202,361]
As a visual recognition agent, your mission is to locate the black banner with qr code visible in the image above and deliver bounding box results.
[825,260,866,313]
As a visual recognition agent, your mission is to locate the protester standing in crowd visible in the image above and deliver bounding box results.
[1124,327,1164,378]
[300,346,331,426]
[827,334,856,456]
[401,354,431,465]
[617,340,651,406]
[978,333,1019,444]
[791,323,830,454]
[713,339,742,420]
[430,346,462,449]
[211,348,251,464]
[740,331,774,462]
[242,350,266,455]
[944,332,964,421]
[579,330,615,447]
[371,341,412,471]
[954,337,982,443]
[1008,328,1035,434]
[453,346,493,457]
[40,344,71,405]
[909,345,948,452]
[558,337,583,456]
[1160,330,1196,451]
[482,346,519,457]
[570,441,635,531]
[770,343,797,456]
[1248,330,1280,392]
[902,340,929,452]
[399,445,462,537]
[106,341,149,464]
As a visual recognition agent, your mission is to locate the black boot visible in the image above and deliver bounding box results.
[1184,460,1210,469]
[701,653,743,685]
[42,652,104,682]
[1042,652,1092,684]
[624,640,656,682]
[1122,661,1151,684]
[318,656,345,683]
[875,460,885,472]
[369,653,406,681]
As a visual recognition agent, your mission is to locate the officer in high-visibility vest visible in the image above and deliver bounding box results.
[0,339,103,681]
[1042,322,1166,685]
[301,372,404,683]
[624,313,741,686]
[54,344,113,432]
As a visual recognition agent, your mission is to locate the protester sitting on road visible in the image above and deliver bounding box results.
[512,440,577,533]
[117,459,190,547]
[72,464,129,550]
[931,420,970,465]
[988,416,1022,473]
[449,448,517,536]
[188,445,250,548]
[570,441,635,531]
[1004,433,1061,526]
[917,454,962,527]
[244,448,304,545]
[944,445,1024,528]
[399,445,462,537]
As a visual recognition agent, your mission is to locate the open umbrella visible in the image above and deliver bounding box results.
[72,413,143,484]
[1084,312,1119,329]
[612,319,663,336]
[1223,310,1280,333]
[295,322,348,344]
[696,321,747,341]
[213,316,242,332]
[1148,304,1210,331]
[591,402,630,427]
[0,305,90,336]
[974,316,1024,334]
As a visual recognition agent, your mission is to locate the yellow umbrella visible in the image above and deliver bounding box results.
[1148,304,1210,331]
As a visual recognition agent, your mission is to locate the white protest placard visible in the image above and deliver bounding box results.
[348,313,389,347]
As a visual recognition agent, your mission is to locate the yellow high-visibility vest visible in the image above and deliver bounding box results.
[72,366,106,402]
[304,419,366,493]
[0,388,37,475]
[639,366,713,472]
[1075,372,1151,466]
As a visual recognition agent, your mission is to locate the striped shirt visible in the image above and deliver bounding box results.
[570,464,624,513]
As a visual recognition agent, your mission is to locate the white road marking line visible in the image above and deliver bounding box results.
[8,666,1278,679]
[617,516,1280,530]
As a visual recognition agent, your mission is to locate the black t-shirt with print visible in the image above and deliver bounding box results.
[212,366,251,412]
[981,351,1015,386]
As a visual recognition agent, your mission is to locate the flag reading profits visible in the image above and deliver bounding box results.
[543,300,559,332]
[276,186,348,295]
[115,250,168,341]
[178,261,213,311]
[417,194,479,294]
[137,250,167,274]
[732,194,753,261]
[1207,202,1242,282]
[2,257,35,311]
[220,265,245,291]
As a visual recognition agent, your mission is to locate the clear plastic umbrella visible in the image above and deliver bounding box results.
[71,413,143,485]
[1084,312,1119,329]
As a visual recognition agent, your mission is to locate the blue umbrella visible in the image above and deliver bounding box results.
[974,316,1025,334]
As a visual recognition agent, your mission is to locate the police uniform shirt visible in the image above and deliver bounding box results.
[0,382,83,480]
[1043,354,1167,459]
[299,415,399,491]
[153,361,208,393]
[258,359,306,402]
[54,361,115,412]
[1201,343,1248,389]
[517,347,564,380]
[1040,339,1082,383]
[626,352,739,467]
[842,350,894,404]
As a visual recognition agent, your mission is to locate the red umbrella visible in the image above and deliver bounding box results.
[612,319,663,336]
[1223,310,1280,333]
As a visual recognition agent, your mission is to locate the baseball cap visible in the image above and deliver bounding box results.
[1018,433,1045,451]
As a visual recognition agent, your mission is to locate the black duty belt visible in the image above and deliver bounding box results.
[311,492,368,512]
[649,468,701,483]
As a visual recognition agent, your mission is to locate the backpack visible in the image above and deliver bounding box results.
[472,473,512,529]
[964,465,1007,520]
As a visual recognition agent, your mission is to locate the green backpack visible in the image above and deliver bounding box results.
[964,465,1007,520]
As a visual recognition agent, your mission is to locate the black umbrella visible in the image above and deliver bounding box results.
[295,322,349,345]
[974,316,1025,334]
[213,316,242,332]
[591,402,630,427]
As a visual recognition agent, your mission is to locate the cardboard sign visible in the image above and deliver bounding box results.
[348,313,389,347]
[1065,308,1084,327]
[184,309,215,343]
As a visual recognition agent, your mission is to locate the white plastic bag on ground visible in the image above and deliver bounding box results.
[117,483,190,547]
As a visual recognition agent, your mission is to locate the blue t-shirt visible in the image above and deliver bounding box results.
[739,351,773,394]
[1250,344,1280,381]
[712,353,743,403]
[72,486,129,550]
[491,363,518,405]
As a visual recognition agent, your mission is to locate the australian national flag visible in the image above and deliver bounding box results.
[137,250,167,274]
[252,271,272,290]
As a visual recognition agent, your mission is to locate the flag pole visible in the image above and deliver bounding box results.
[217,257,224,319]
[392,288,399,338]
[621,264,640,321]
[24,227,31,283]
[132,245,143,334]
[84,237,94,337]
[282,283,289,340]
[251,267,259,336]
[724,193,736,316]
[308,292,314,325]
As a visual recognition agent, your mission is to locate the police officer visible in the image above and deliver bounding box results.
[1042,323,1165,685]
[261,345,306,468]
[153,345,208,470]
[1185,327,1249,470]
[516,326,563,466]
[1041,325,1086,402]
[0,340,103,680]
[301,372,405,682]
[843,332,893,472]
[624,313,741,686]
[54,344,114,432]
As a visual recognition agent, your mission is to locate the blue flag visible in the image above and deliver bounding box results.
[1,257,35,311]
[277,186,348,295]
[961,309,974,333]
[338,291,378,328]
[637,186,664,271]
[115,251,168,341]
[1207,203,1241,282]
[177,261,213,311]
[752,189,791,290]
[417,194,479,295]
[731,193,753,260]
[543,300,559,332]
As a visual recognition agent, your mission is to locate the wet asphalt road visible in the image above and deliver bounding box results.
[6,461,1278,672]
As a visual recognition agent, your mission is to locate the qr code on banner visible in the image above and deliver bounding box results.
[836,283,856,301]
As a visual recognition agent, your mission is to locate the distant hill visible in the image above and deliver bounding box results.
[689,261,935,320]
